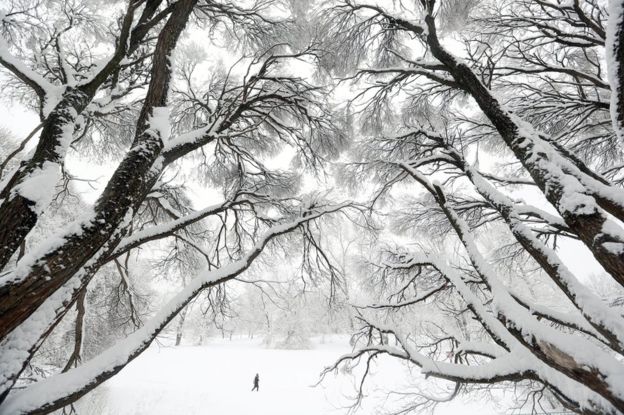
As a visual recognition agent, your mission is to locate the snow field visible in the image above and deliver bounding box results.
[76,336,498,415]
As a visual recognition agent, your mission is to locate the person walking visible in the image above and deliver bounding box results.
[251,373,260,392]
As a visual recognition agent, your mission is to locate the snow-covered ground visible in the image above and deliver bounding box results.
[76,336,501,415]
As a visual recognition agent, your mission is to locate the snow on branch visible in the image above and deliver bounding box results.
[0,38,58,101]
[334,252,619,413]
[410,175,624,411]
[0,202,350,415]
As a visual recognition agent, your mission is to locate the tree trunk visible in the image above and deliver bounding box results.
[423,14,624,287]
[0,0,165,272]
[62,288,86,372]
[0,90,88,270]
[175,307,187,346]
[608,0,624,142]
[0,0,197,343]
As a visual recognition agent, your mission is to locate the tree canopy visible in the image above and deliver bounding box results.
[1,1,624,414]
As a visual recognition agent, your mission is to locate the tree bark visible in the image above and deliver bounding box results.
[608,0,624,143]
[62,288,86,373]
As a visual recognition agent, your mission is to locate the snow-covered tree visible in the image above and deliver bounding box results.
[321,0,624,414]
[0,1,350,413]
[4,0,624,414]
